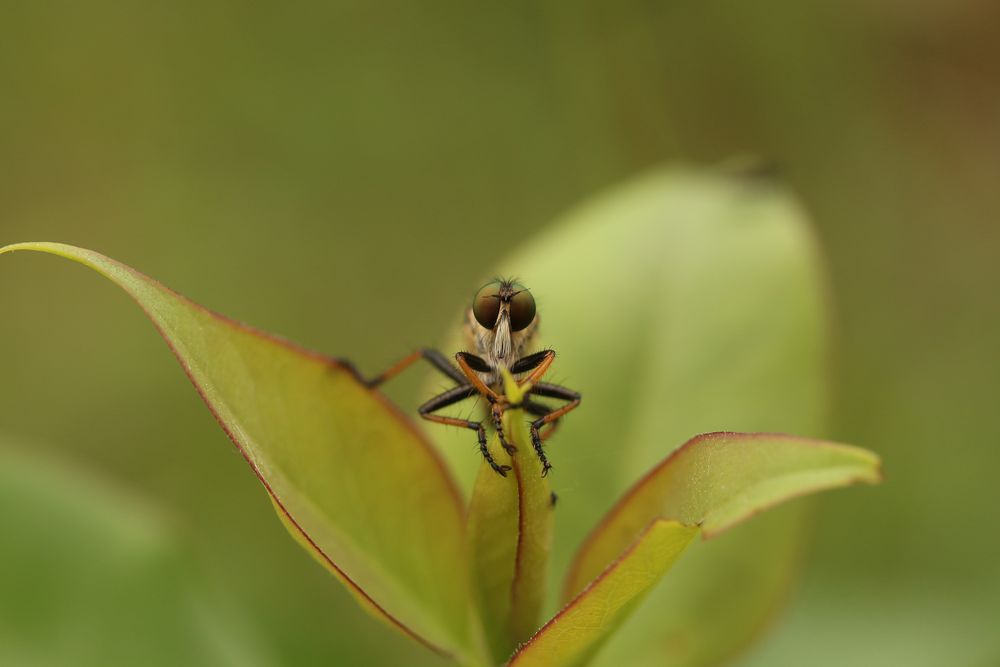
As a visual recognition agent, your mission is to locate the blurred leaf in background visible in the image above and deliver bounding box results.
[0,440,272,667]
[1,0,998,665]
[432,167,838,666]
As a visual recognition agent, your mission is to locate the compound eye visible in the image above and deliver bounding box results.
[508,289,536,332]
[473,282,502,329]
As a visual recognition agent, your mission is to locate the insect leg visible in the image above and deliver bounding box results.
[418,384,511,477]
[531,382,581,403]
[522,399,561,441]
[365,348,467,388]
[516,350,556,387]
[455,352,501,403]
[510,349,554,375]
[491,404,517,455]
[526,382,581,476]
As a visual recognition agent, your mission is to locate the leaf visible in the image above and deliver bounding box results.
[0,440,273,667]
[466,375,553,663]
[427,166,863,666]
[510,432,878,667]
[0,243,476,661]
[563,431,882,600]
[508,520,698,667]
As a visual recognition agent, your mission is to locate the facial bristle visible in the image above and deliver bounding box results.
[493,313,512,360]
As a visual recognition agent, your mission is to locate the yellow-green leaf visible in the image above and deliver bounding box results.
[466,374,553,663]
[509,520,698,667]
[0,243,474,660]
[564,432,882,601]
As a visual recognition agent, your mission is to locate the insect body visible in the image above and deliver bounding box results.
[365,279,580,477]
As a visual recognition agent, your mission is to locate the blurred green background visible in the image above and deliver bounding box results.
[1,1,998,665]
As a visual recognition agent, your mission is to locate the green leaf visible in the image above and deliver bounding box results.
[427,166,864,666]
[509,520,698,667]
[466,376,553,663]
[0,243,476,661]
[563,431,881,600]
[0,441,272,667]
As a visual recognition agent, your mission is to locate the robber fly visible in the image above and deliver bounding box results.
[361,279,580,477]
